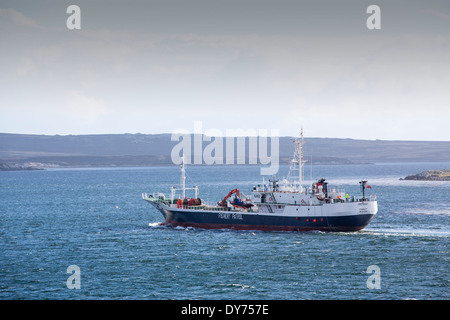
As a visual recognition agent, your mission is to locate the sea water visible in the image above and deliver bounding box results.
[1,163,449,299]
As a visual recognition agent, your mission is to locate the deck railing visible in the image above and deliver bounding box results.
[141,192,377,210]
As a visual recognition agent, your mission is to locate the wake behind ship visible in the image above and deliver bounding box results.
[142,130,377,232]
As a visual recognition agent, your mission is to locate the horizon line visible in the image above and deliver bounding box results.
[1,132,449,143]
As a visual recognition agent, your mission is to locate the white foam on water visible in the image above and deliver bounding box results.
[362,227,450,238]
[148,222,164,228]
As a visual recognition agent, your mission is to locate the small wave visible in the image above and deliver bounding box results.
[391,205,450,216]
[213,283,254,290]
[231,283,254,289]
[394,208,450,216]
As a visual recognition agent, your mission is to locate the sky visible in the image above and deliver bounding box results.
[1,0,449,140]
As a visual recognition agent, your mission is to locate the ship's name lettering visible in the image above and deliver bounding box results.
[218,212,243,220]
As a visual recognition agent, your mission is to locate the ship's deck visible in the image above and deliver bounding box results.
[142,194,233,211]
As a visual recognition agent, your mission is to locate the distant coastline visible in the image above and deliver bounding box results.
[0,162,44,171]
[401,169,450,181]
[1,133,450,171]
[0,156,367,171]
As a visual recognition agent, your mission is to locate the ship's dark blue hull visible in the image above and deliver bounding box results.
[158,206,375,232]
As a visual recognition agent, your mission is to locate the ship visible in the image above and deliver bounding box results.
[142,130,377,232]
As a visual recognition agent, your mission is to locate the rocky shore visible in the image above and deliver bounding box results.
[401,169,450,181]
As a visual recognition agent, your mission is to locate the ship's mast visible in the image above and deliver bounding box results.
[295,128,306,187]
[287,128,306,191]
[174,153,198,200]
[297,128,305,187]
[181,154,186,198]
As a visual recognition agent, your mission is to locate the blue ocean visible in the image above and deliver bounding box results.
[1,163,449,300]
